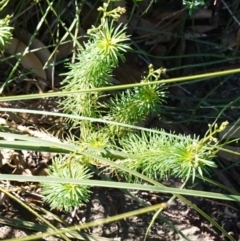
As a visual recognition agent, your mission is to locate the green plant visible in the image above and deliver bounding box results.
[42,1,133,211]
[40,0,227,213]
[0,0,12,50]
[105,64,166,134]
[42,156,93,212]
[60,2,130,120]
[0,15,12,49]
[128,122,228,181]
[183,0,205,15]
[1,1,239,240]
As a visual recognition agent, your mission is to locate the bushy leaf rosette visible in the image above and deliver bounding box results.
[80,130,111,166]
[60,19,130,121]
[107,82,166,134]
[106,65,167,134]
[41,156,93,212]
[113,130,219,182]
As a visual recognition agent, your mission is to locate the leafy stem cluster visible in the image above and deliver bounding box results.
[108,122,228,183]
[0,0,12,50]
[42,1,227,212]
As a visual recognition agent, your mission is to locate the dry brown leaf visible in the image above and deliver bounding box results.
[190,24,218,33]
[154,10,183,21]
[14,27,53,84]
[192,9,212,19]
[5,38,47,91]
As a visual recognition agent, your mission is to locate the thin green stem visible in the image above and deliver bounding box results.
[0,67,240,102]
